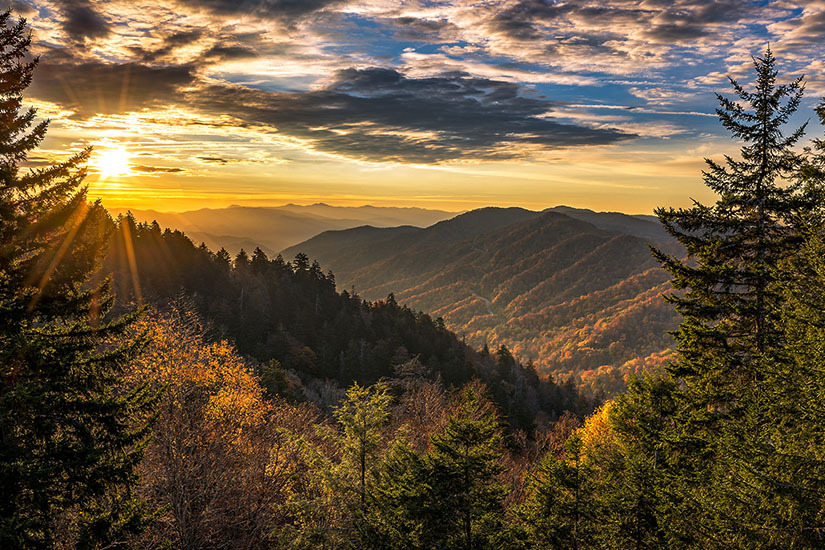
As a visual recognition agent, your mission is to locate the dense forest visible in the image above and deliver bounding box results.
[283,206,682,396]
[103,215,591,430]
[5,9,825,549]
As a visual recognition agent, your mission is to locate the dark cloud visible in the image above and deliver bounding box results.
[131,164,186,173]
[487,1,583,41]
[165,29,204,47]
[487,0,749,46]
[544,33,621,57]
[3,1,37,17]
[197,156,233,164]
[56,0,109,41]
[201,43,257,61]
[174,0,341,20]
[642,23,708,43]
[389,16,457,41]
[188,67,633,163]
[21,155,54,168]
[129,29,205,62]
[778,9,825,44]
[30,58,195,117]
[654,0,746,25]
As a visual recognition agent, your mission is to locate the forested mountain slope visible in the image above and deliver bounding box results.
[102,214,591,429]
[284,208,682,394]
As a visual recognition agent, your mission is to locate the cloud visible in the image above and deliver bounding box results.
[130,29,205,62]
[30,57,196,117]
[3,1,36,17]
[470,0,761,76]
[197,156,233,164]
[20,0,821,174]
[768,4,825,46]
[201,42,258,62]
[484,0,748,43]
[385,16,458,41]
[173,0,342,21]
[195,155,259,164]
[188,67,634,163]
[131,164,186,173]
[56,0,110,41]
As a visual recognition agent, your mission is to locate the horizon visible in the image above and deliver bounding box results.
[105,200,658,217]
[16,1,825,214]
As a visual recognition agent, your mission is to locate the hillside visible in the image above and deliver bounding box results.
[284,208,681,394]
[101,214,591,432]
[108,204,457,254]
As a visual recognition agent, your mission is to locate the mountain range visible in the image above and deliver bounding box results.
[108,203,458,255]
[283,206,681,395]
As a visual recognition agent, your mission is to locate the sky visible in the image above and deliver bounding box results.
[12,0,825,214]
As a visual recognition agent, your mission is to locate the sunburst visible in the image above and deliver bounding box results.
[94,144,131,180]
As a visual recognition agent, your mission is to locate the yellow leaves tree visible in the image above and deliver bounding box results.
[127,304,319,548]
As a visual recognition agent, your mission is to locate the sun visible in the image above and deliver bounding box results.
[94,145,131,180]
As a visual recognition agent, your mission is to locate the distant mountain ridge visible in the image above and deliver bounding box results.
[108,204,459,255]
[283,206,681,395]
[544,206,675,243]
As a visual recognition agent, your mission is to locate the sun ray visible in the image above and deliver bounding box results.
[26,201,90,311]
[119,220,143,305]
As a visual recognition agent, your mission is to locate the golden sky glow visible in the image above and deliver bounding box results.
[18,0,825,214]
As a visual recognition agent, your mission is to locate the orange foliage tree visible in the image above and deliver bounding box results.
[126,304,320,548]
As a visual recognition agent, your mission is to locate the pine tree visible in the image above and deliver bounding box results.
[423,385,507,550]
[358,438,429,550]
[597,375,675,549]
[360,385,508,549]
[0,11,156,547]
[333,381,393,512]
[654,46,807,393]
[652,48,815,545]
[741,225,825,548]
[234,247,250,271]
[251,246,269,274]
[521,434,597,550]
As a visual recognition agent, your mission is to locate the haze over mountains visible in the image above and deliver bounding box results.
[284,206,681,394]
[109,203,458,255]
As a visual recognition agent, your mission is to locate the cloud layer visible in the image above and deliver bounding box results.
[187,68,633,162]
[14,0,825,206]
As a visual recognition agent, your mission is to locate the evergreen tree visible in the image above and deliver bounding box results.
[652,48,815,545]
[359,385,508,549]
[423,385,508,549]
[251,246,269,274]
[333,381,393,512]
[741,224,825,548]
[598,376,674,549]
[520,434,597,550]
[214,246,231,271]
[358,437,429,550]
[654,46,807,397]
[234,247,250,271]
[0,11,156,547]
